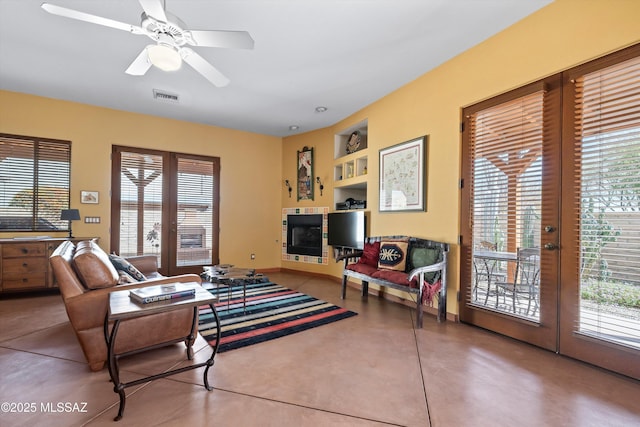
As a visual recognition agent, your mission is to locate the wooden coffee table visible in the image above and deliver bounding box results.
[104,282,220,421]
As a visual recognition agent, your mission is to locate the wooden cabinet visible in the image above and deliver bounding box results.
[0,237,95,294]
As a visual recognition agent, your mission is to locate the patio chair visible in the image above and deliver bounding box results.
[496,247,540,315]
[472,241,506,304]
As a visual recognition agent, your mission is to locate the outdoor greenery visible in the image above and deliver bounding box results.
[580,138,639,307]
[581,281,640,309]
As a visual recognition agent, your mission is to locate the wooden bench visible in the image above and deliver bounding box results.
[336,236,449,328]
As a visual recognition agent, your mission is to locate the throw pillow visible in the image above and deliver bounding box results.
[410,247,440,283]
[109,254,147,282]
[358,241,380,267]
[378,241,408,271]
[117,270,137,285]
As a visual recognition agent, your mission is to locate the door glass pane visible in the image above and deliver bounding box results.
[176,157,213,267]
[469,92,543,320]
[574,56,640,349]
[119,152,163,265]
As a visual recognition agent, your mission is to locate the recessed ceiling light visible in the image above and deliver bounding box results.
[315,106,328,113]
[289,125,299,131]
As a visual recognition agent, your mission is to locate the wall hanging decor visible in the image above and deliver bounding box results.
[297,147,314,201]
[379,135,427,212]
[81,190,99,204]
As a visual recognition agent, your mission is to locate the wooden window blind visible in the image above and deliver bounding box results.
[175,156,218,267]
[469,91,544,254]
[0,133,71,232]
[466,90,545,318]
[118,150,164,258]
[572,54,640,347]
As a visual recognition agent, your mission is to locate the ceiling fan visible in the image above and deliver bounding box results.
[41,0,254,87]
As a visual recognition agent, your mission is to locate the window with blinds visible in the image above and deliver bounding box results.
[175,157,216,267]
[0,133,71,232]
[573,55,640,349]
[118,151,164,258]
[468,90,544,319]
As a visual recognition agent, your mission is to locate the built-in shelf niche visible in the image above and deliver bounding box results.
[333,119,368,210]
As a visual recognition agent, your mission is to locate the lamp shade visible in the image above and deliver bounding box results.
[60,209,80,221]
[147,44,182,71]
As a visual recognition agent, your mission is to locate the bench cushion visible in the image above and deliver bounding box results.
[371,269,418,288]
[346,263,378,276]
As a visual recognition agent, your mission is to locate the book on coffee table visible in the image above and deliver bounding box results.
[129,283,196,304]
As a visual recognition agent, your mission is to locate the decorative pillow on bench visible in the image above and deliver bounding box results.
[378,240,408,271]
[408,246,441,283]
[359,241,380,266]
[346,240,380,275]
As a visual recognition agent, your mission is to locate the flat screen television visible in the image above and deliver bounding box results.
[327,211,366,249]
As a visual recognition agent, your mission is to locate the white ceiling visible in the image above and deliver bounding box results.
[0,0,553,137]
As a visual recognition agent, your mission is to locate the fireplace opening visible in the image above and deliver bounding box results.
[287,214,322,257]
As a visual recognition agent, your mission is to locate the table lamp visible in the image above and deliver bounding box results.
[60,209,80,238]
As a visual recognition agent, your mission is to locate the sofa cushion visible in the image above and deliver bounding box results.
[358,241,380,267]
[72,242,119,289]
[378,240,408,271]
[346,263,379,276]
[109,253,147,282]
[370,269,418,288]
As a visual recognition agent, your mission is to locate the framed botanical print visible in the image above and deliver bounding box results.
[297,147,314,201]
[379,135,427,212]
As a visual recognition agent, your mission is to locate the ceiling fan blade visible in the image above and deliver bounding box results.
[180,48,229,87]
[138,0,167,22]
[125,48,152,76]
[41,3,144,34]
[189,30,254,50]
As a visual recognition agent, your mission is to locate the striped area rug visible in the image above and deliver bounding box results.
[198,281,357,352]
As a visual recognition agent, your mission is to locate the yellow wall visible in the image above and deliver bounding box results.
[0,92,283,269]
[281,0,640,313]
[1,0,639,314]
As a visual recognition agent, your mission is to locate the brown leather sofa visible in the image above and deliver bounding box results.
[49,239,202,371]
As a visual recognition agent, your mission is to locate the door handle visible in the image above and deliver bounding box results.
[544,225,556,233]
[544,243,558,250]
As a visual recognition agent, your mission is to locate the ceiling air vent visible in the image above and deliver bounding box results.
[153,89,179,103]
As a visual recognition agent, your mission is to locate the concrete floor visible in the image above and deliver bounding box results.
[1,271,639,426]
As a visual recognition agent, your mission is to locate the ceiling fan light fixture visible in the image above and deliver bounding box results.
[147,44,182,72]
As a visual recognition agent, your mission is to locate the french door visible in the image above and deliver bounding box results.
[461,44,640,379]
[559,47,640,379]
[111,146,220,276]
[460,76,561,351]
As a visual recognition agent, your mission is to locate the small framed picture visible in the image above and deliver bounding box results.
[81,191,99,204]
